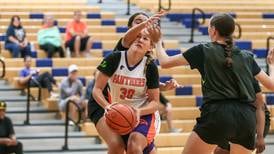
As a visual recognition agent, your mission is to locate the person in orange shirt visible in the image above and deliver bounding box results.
[65,10,93,57]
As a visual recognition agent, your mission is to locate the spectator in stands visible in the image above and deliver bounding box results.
[18,56,57,98]
[159,92,182,133]
[38,15,65,58]
[0,101,23,154]
[85,72,96,101]
[59,64,87,121]
[65,11,93,57]
[5,15,31,58]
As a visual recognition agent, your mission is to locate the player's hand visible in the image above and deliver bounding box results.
[144,11,167,28]
[152,10,167,18]
[104,103,117,115]
[160,79,182,91]
[255,136,265,153]
[146,24,161,44]
[267,47,274,64]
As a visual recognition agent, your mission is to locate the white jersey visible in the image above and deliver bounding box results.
[99,51,161,134]
[108,51,149,108]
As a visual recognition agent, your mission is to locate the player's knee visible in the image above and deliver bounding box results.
[127,142,142,154]
[107,139,124,152]
[127,134,144,154]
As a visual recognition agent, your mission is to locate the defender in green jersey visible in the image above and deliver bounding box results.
[156,13,274,154]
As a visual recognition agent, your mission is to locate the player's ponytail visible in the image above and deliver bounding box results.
[144,39,157,75]
[224,36,233,68]
[144,54,153,75]
[210,13,235,68]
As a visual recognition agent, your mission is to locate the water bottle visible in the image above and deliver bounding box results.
[66,47,71,58]
[30,42,35,52]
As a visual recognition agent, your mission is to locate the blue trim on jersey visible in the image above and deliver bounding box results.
[125,51,144,71]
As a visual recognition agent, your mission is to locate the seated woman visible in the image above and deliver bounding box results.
[4,15,31,58]
[38,15,65,58]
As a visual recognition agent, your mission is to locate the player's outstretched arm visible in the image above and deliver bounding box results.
[256,47,274,91]
[155,38,189,68]
[122,11,165,48]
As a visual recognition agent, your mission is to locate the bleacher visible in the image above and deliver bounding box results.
[0,0,274,154]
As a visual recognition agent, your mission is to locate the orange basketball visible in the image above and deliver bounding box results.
[105,103,138,135]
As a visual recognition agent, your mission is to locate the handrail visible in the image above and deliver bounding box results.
[233,22,242,39]
[62,100,82,150]
[24,78,42,125]
[24,79,31,125]
[158,0,172,12]
[0,57,6,78]
[189,8,206,43]
[266,36,274,74]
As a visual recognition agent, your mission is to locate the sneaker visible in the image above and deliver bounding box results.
[169,128,183,133]
[69,120,74,126]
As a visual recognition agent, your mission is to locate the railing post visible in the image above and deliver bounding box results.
[189,9,196,43]
[0,57,5,78]
[188,8,206,43]
[126,0,130,15]
[62,100,70,150]
[233,22,242,39]
[158,0,172,12]
[158,0,161,12]
[24,80,31,125]
[266,36,274,74]
[62,100,82,151]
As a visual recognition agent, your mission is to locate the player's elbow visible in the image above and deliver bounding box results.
[92,88,100,100]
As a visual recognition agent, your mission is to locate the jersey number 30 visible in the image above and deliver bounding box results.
[120,88,135,99]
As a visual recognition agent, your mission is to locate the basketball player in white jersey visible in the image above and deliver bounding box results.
[93,27,160,154]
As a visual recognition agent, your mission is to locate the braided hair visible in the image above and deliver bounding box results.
[210,13,235,68]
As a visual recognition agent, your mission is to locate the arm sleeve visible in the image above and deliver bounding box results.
[251,58,261,76]
[19,70,25,77]
[182,44,204,70]
[97,52,121,77]
[6,27,14,37]
[146,61,159,89]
